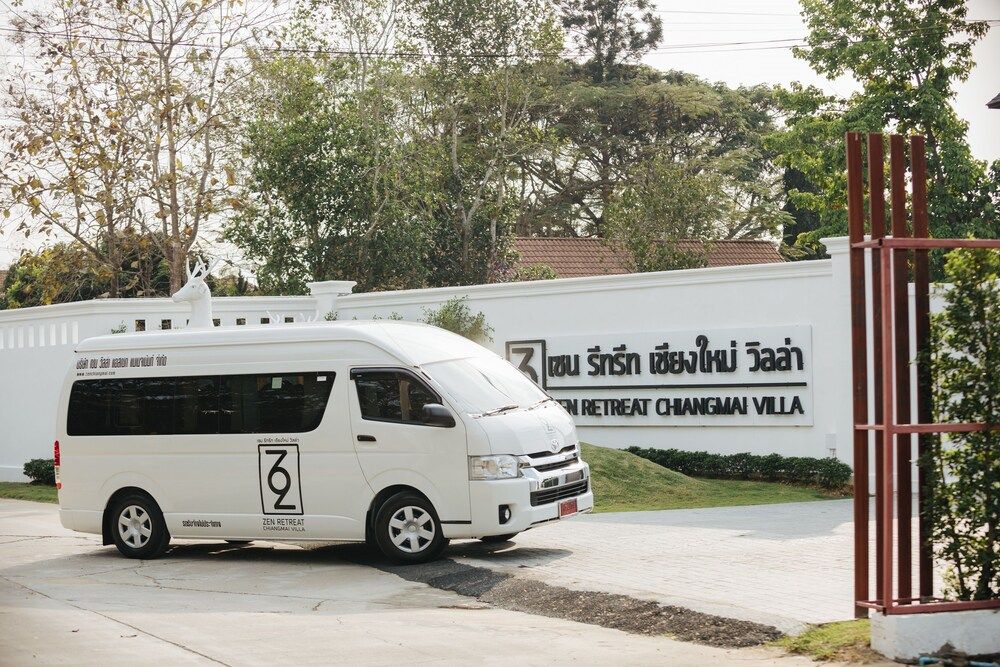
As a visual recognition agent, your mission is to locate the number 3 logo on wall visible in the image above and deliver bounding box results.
[258,444,304,515]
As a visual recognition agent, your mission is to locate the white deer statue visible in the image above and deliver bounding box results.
[171,259,220,329]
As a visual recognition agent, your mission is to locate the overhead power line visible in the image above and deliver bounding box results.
[654,9,798,17]
[0,18,995,62]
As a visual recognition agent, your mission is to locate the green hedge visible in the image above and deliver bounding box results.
[624,447,852,490]
[23,458,55,486]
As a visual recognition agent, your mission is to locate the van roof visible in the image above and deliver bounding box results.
[74,320,494,367]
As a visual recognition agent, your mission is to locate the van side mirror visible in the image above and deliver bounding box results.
[422,403,455,428]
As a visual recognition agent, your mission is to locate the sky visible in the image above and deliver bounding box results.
[0,0,998,269]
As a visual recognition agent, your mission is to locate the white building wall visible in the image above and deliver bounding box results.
[0,236,915,482]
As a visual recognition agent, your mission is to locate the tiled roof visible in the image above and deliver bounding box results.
[513,237,783,278]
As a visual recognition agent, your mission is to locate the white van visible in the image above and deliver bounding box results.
[55,321,593,563]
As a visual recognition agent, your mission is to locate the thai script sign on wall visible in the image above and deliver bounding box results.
[505,326,813,426]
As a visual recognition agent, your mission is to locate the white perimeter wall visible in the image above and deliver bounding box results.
[0,236,919,482]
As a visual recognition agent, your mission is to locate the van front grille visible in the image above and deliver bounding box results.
[532,454,579,473]
[529,479,589,507]
[526,445,576,459]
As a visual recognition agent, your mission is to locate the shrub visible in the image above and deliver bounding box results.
[624,447,852,490]
[923,248,1000,601]
[513,264,558,281]
[23,458,55,486]
[421,296,493,342]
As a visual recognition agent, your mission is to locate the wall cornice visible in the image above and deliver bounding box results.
[341,260,834,309]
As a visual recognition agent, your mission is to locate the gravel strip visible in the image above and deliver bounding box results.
[379,557,783,648]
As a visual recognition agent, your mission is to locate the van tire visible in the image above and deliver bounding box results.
[480,533,518,543]
[109,493,170,559]
[373,492,448,564]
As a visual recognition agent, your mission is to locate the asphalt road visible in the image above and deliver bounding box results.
[0,499,835,666]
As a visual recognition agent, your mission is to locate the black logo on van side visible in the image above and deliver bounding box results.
[258,444,304,515]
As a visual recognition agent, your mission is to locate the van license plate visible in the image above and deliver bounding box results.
[559,498,578,517]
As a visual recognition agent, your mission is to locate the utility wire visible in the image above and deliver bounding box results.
[0,17,994,61]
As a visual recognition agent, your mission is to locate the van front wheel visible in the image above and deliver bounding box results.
[110,494,170,559]
[374,493,448,564]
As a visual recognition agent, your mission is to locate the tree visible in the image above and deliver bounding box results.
[518,71,789,240]
[111,0,275,292]
[556,0,662,84]
[514,0,663,237]
[605,156,724,272]
[228,0,562,289]
[0,0,274,293]
[772,0,999,262]
[226,54,429,294]
[0,231,170,309]
[404,0,562,283]
[925,248,1000,601]
[0,1,147,297]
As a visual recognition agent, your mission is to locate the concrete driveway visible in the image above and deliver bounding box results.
[0,499,829,666]
[455,499,865,634]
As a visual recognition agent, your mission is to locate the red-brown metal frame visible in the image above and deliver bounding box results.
[847,131,1000,617]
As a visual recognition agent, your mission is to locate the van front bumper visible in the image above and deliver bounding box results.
[443,460,593,539]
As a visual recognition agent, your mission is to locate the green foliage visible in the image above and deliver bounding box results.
[22,459,55,486]
[924,248,1000,601]
[556,0,662,83]
[771,1,999,266]
[512,264,559,281]
[421,296,493,342]
[0,231,171,309]
[227,0,557,292]
[520,69,788,240]
[226,0,787,290]
[226,54,431,295]
[625,447,852,490]
[606,156,722,271]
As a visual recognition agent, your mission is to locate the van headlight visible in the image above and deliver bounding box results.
[469,455,521,480]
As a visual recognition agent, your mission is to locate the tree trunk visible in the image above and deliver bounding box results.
[169,241,186,294]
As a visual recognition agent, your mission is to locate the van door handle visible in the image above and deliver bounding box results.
[357,435,377,443]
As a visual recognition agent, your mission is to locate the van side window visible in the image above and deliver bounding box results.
[221,373,333,433]
[67,372,335,436]
[354,370,438,424]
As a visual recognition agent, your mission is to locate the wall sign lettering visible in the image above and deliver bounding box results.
[506,326,813,426]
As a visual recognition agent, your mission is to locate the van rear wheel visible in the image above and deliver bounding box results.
[110,493,170,559]
[374,493,448,564]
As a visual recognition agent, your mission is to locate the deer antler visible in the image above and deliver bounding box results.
[190,259,208,279]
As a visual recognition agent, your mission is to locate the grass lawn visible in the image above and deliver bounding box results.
[582,444,848,513]
[774,620,884,663]
[0,482,59,503]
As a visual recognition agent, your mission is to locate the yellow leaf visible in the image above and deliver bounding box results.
[224,165,236,186]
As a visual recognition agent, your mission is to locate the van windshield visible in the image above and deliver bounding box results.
[424,356,548,416]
